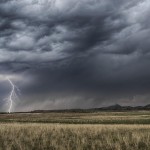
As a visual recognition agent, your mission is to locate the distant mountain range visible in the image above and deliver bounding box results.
[31,104,150,113]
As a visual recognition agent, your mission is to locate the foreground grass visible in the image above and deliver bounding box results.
[0,124,150,150]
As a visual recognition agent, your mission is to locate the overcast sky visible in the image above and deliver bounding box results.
[0,0,150,112]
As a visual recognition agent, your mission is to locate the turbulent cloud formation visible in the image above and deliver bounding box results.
[0,0,150,111]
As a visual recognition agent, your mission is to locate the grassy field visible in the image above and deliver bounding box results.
[0,111,150,150]
[1,111,150,124]
[0,124,150,150]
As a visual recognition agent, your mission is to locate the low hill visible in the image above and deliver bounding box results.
[31,104,150,113]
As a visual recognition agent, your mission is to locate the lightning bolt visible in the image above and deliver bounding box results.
[6,77,19,113]
[7,78,14,113]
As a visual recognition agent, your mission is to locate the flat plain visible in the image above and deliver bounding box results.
[1,111,150,124]
[0,111,150,150]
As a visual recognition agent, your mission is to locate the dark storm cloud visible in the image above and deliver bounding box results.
[0,0,150,111]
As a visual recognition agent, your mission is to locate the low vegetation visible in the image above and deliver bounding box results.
[0,111,150,149]
[0,124,150,150]
[0,111,150,124]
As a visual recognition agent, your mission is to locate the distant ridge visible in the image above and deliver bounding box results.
[31,104,150,113]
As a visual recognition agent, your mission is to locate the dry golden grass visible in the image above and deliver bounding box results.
[0,112,150,149]
[0,123,150,150]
